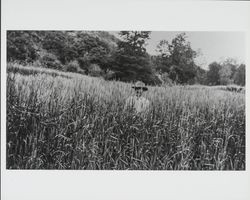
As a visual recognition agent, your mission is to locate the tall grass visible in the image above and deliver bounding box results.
[6,63,245,170]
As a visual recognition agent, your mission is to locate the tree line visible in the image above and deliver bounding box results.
[7,31,245,86]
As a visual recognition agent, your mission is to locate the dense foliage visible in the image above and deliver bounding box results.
[206,59,245,86]
[7,31,245,86]
[111,31,160,85]
[155,33,198,84]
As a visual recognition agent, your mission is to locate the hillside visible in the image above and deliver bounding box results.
[7,30,118,62]
[7,31,245,86]
[7,31,160,85]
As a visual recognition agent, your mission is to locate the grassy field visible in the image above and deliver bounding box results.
[6,63,245,170]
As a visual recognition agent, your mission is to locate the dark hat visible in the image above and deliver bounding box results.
[132,81,148,91]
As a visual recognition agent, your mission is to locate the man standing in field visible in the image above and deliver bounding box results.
[124,81,150,114]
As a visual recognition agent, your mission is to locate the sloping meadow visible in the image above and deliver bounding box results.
[7,64,245,170]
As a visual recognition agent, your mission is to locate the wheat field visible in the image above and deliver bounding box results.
[6,63,245,170]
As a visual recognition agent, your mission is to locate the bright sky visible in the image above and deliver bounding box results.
[109,31,246,69]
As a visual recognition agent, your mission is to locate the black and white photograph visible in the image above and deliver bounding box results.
[6,30,246,170]
[1,1,250,200]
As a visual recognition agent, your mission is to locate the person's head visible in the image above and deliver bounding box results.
[132,81,148,97]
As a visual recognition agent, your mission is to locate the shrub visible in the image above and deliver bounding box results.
[7,31,39,62]
[103,69,116,80]
[88,64,103,77]
[77,56,90,74]
[65,60,80,73]
[39,53,63,70]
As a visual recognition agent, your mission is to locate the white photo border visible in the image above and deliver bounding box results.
[1,1,250,200]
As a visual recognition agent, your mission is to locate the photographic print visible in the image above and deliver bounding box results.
[6,30,245,170]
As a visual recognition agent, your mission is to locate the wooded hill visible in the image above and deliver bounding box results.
[7,31,245,86]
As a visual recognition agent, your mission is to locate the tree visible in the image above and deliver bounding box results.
[118,31,150,54]
[42,31,78,64]
[155,33,198,84]
[75,32,113,74]
[194,67,207,85]
[219,65,233,85]
[234,64,245,86]
[7,31,39,62]
[112,31,159,85]
[217,58,240,85]
[206,62,221,85]
[222,58,238,79]
[218,58,239,85]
